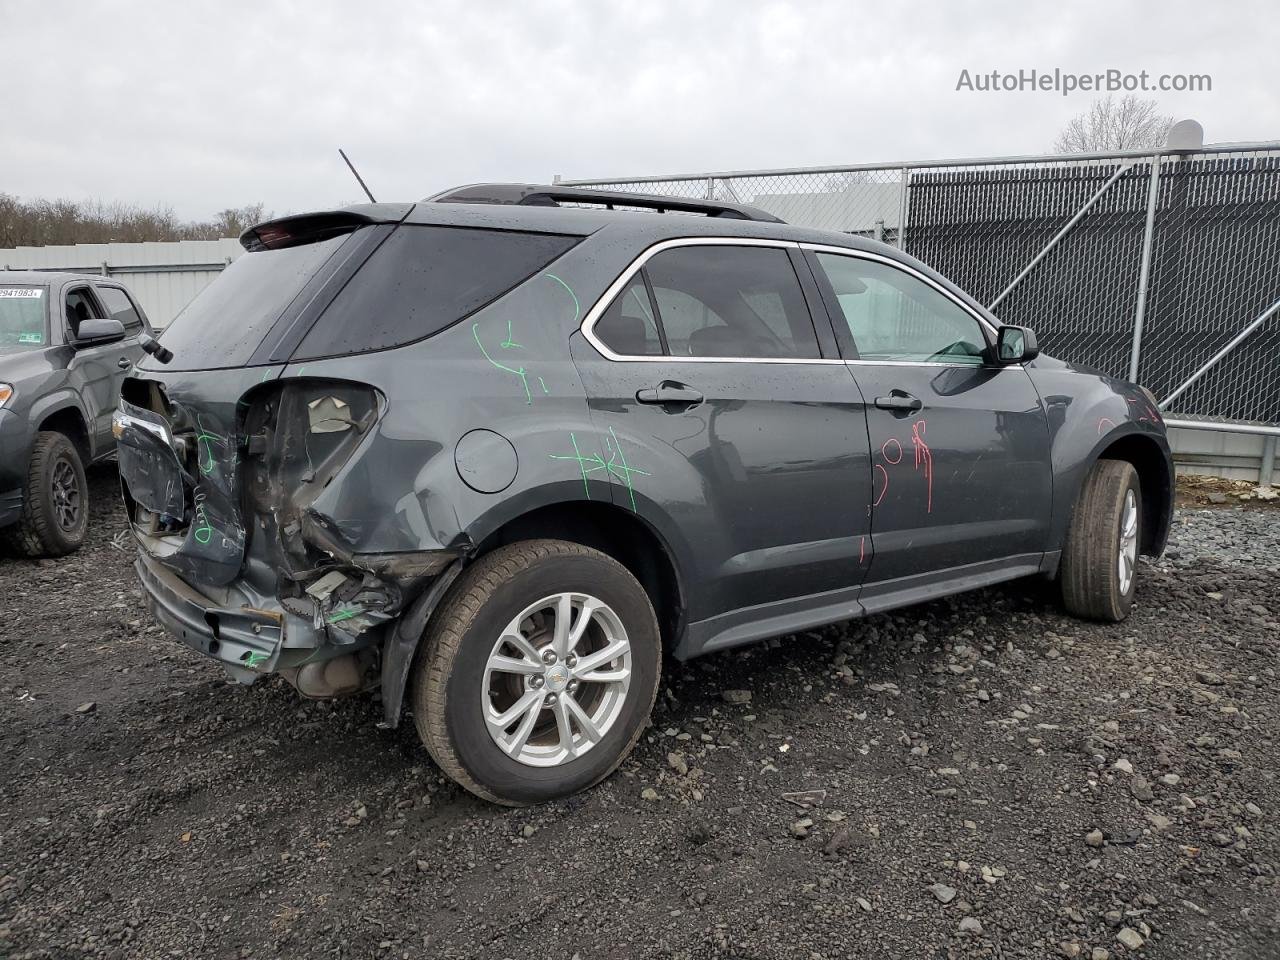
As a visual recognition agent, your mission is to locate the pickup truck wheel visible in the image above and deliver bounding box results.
[2,431,88,557]
[412,539,661,806]
[1060,459,1141,622]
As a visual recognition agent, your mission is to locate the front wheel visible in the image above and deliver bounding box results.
[2,431,89,557]
[1060,459,1141,621]
[412,540,661,805]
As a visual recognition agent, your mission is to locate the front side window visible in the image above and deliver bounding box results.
[96,286,144,332]
[816,253,988,365]
[0,285,48,353]
[598,244,821,360]
[65,288,103,338]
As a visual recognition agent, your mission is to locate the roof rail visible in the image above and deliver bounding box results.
[425,183,785,223]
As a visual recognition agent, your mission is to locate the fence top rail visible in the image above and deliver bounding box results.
[560,141,1280,187]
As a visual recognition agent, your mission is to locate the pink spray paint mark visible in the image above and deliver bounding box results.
[881,437,903,465]
[1096,416,1116,434]
[911,419,933,514]
[859,535,866,564]
[873,463,889,507]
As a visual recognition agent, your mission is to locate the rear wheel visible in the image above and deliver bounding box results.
[2,431,88,557]
[412,539,661,805]
[1060,459,1141,621]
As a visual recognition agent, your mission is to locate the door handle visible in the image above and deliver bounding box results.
[874,393,922,412]
[117,357,133,369]
[636,382,704,407]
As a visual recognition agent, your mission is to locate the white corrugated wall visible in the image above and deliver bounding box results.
[0,239,243,327]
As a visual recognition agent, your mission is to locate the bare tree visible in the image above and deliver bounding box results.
[0,196,271,247]
[1053,95,1173,153]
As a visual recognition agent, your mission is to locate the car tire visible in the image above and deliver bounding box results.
[2,431,89,558]
[412,539,661,806]
[1060,459,1141,622]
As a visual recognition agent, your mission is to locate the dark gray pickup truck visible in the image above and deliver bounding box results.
[0,272,153,555]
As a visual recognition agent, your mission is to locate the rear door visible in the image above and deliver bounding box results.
[93,284,148,407]
[571,239,873,648]
[804,247,1052,604]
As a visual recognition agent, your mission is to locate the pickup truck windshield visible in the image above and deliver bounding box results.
[0,286,49,354]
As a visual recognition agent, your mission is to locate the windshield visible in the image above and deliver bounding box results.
[0,286,49,354]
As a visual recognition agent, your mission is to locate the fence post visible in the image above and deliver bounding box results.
[897,167,910,250]
[1261,435,1277,488]
[1128,154,1162,383]
[100,260,109,277]
[705,177,715,200]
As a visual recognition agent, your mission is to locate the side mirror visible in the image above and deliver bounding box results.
[74,317,127,347]
[994,325,1039,364]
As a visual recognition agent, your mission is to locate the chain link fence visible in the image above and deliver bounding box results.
[564,143,1280,428]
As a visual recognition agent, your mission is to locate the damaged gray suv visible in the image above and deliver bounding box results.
[117,185,1173,805]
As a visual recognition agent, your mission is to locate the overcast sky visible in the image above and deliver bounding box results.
[3,0,1271,221]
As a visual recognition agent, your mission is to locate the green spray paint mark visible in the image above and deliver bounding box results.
[500,319,522,349]
[549,432,607,499]
[327,607,360,625]
[603,426,650,512]
[192,502,215,544]
[545,274,580,323]
[193,415,224,476]
[245,651,269,668]
[538,376,549,394]
[473,322,532,404]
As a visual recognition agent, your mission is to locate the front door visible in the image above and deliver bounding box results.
[804,248,1052,604]
[63,285,117,450]
[570,240,872,646]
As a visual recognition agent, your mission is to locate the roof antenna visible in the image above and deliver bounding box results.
[338,148,377,203]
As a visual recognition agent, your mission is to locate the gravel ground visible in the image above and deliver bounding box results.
[1,467,1277,960]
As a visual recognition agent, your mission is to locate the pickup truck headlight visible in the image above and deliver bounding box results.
[0,383,13,408]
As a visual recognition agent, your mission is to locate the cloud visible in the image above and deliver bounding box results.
[1,0,1267,221]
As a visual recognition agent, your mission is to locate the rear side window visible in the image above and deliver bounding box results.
[96,286,144,332]
[598,245,821,360]
[595,275,664,356]
[293,226,580,359]
[157,231,352,369]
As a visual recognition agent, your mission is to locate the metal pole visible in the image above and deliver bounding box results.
[1158,296,1280,410]
[1128,155,1162,382]
[1261,435,1277,487]
[705,177,715,200]
[556,139,1280,188]
[1163,418,1280,437]
[897,167,910,250]
[988,162,1133,310]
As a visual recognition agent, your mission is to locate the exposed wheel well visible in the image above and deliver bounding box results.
[475,503,684,651]
[1095,434,1172,555]
[37,408,91,464]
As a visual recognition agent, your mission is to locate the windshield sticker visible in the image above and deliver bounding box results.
[0,288,44,299]
[18,331,43,344]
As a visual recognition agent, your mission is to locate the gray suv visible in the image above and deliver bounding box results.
[115,186,1173,805]
[0,272,153,555]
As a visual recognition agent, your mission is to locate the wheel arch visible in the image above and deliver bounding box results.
[380,498,685,729]
[1088,430,1173,556]
[36,405,92,464]
[472,500,685,652]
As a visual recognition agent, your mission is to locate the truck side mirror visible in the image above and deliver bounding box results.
[74,317,127,347]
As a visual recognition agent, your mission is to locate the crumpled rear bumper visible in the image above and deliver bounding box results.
[136,550,285,682]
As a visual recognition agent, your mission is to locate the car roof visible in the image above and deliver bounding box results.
[0,270,124,286]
